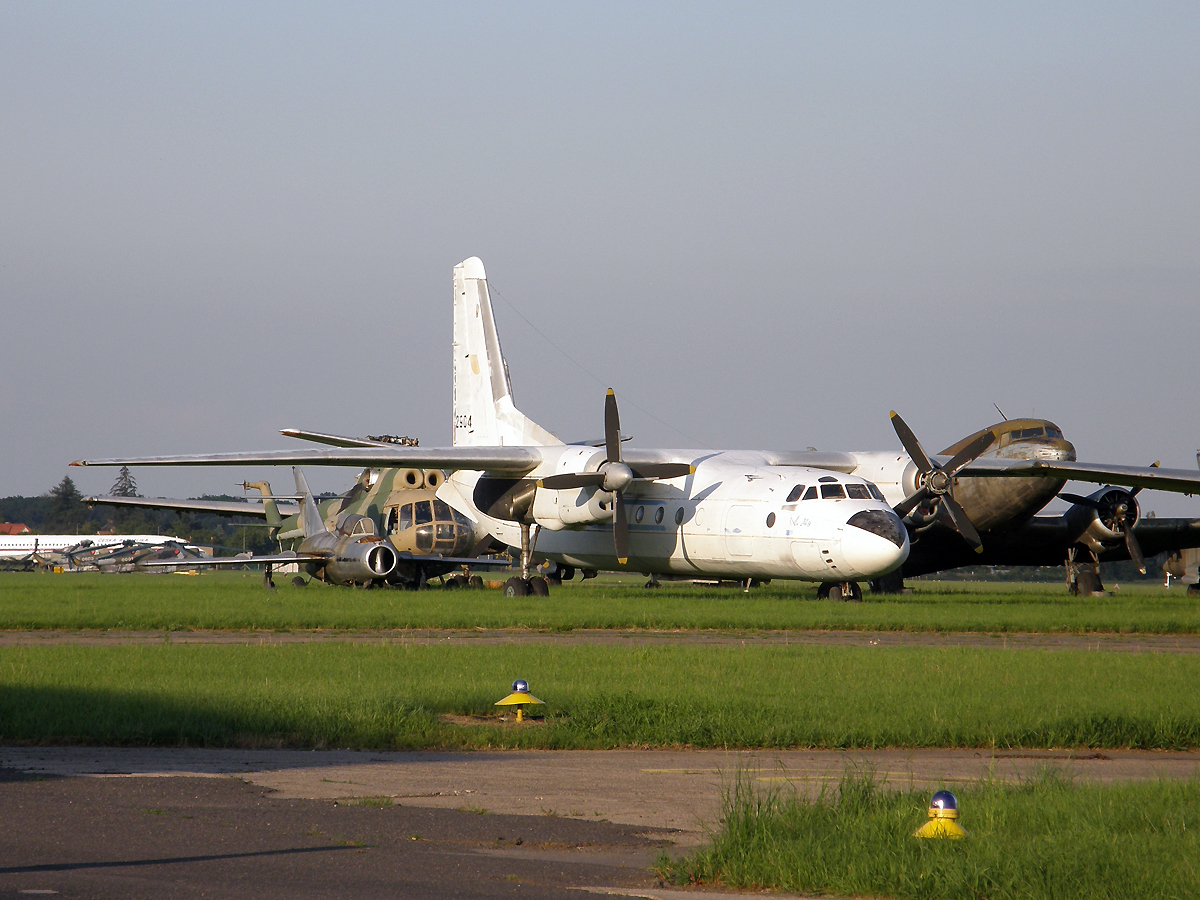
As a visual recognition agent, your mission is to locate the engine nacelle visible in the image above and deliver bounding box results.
[1065,488,1139,548]
[531,485,614,530]
[324,535,397,584]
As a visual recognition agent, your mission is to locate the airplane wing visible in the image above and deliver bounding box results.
[84,495,301,518]
[279,429,388,449]
[950,457,1200,494]
[138,551,329,569]
[71,446,543,474]
[394,552,514,568]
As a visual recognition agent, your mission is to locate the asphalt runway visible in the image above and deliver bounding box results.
[4,746,1200,899]
[3,628,1200,653]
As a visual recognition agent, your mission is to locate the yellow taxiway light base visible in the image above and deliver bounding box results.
[914,810,967,839]
[495,692,545,722]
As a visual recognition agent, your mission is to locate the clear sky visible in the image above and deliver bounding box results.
[2,3,1198,515]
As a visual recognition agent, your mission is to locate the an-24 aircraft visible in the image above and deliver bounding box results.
[73,258,1200,599]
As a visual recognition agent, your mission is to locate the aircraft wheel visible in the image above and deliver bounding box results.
[1075,570,1103,595]
[644,579,661,589]
[503,576,530,597]
[581,568,598,580]
[1187,584,1200,596]
[817,582,833,600]
[870,571,905,594]
[291,576,307,588]
[468,575,484,589]
[527,575,550,597]
[560,566,576,582]
[844,581,863,602]
[443,576,460,590]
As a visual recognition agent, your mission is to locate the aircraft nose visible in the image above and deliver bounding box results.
[841,509,909,577]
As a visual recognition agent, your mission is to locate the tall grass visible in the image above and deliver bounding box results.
[2,643,1199,749]
[667,770,1200,899]
[1,572,1197,633]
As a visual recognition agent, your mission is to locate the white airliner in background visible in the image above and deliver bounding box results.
[0,534,190,559]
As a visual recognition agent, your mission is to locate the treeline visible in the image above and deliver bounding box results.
[0,475,276,555]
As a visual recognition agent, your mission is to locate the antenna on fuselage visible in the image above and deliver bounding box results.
[993,403,1008,421]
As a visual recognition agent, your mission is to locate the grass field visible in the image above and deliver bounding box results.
[666,771,1200,900]
[2,643,1199,749]
[0,571,1197,633]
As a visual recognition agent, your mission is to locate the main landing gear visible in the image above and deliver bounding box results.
[818,580,863,602]
[1066,547,1106,595]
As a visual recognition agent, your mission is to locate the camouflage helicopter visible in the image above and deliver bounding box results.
[86,447,508,588]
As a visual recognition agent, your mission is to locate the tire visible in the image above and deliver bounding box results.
[528,576,550,597]
[468,575,484,589]
[581,568,598,580]
[845,581,863,602]
[1075,570,1103,595]
[503,576,530,597]
[817,582,833,600]
[291,576,307,588]
[869,571,905,594]
[443,577,460,590]
[1187,583,1200,596]
[827,584,843,602]
[559,566,576,582]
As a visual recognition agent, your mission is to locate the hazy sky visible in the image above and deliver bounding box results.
[2,3,1198,516]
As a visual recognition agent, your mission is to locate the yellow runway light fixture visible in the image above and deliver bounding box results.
[914,790,967,839]
[495,679,545,722]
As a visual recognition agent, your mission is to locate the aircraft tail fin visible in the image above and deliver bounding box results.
[242,481,283,529]
[293,468,325,538]
[452,257,562,448]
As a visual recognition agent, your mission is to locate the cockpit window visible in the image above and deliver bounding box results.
[351,517,375,535]
[786,485,805,503]
[433,499,455,522]
[802,486,818,500]
[1045,425,1063,439]
[1014,426,1045,440]
[414,500,433,525]
[846,484,871,500]
[399,504,413,532]
[820,484,846,499]
[867,484,886,501]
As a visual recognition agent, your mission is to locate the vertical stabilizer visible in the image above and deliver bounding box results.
[452,257,561,448]
[293,467,325,538]
[243,481,283,529]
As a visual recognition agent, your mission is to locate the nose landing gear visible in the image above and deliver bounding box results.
[818,580,862,602]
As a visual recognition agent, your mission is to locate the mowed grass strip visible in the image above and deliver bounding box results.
[1,572,1198,633]
[1,643,1198,749]
[666,771,1200,900]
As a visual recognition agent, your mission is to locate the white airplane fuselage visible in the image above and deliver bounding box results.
[447,450,909,581]
[0,534,188,558]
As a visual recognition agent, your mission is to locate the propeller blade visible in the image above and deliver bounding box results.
[942,431,997,477]
[613,491,630,564]
[1060,493,1102,508]
[537,473,606,490]
[1125,527,1146,574]
[604,389,621,463]
[630,463,695,480]
[942,494,984,552]
[890,411,935,475]
[1130,461,1159,498]
[893,487,931,518]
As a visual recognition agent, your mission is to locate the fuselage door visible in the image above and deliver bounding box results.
[725,505,756,558]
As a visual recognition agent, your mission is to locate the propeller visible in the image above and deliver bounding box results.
[1060,463,1157,574]
[889,411,996,553]
[537,389,694,564]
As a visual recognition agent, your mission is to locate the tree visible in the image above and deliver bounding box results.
[47,476,87,532]
[110,466,138,497]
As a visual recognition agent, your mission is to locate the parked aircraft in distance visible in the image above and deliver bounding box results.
[0,533,203,571]
[73,257,1200,600]
[89,470,508,589]
[126,468,509,588]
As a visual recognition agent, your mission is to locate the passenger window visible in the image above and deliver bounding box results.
[399,504,413,532]
[803,487,818,500]
[655,507,664,524]
[414,501,433,525]
[635,506,645,523]
[786,485,805,503]
[675,507,685,525]
[867,484,885,501]
[846,484,871,500]
[766,512,776,528]
[821,484,846,499]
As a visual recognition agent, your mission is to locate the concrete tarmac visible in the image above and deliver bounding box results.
[4,745,1200,898]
